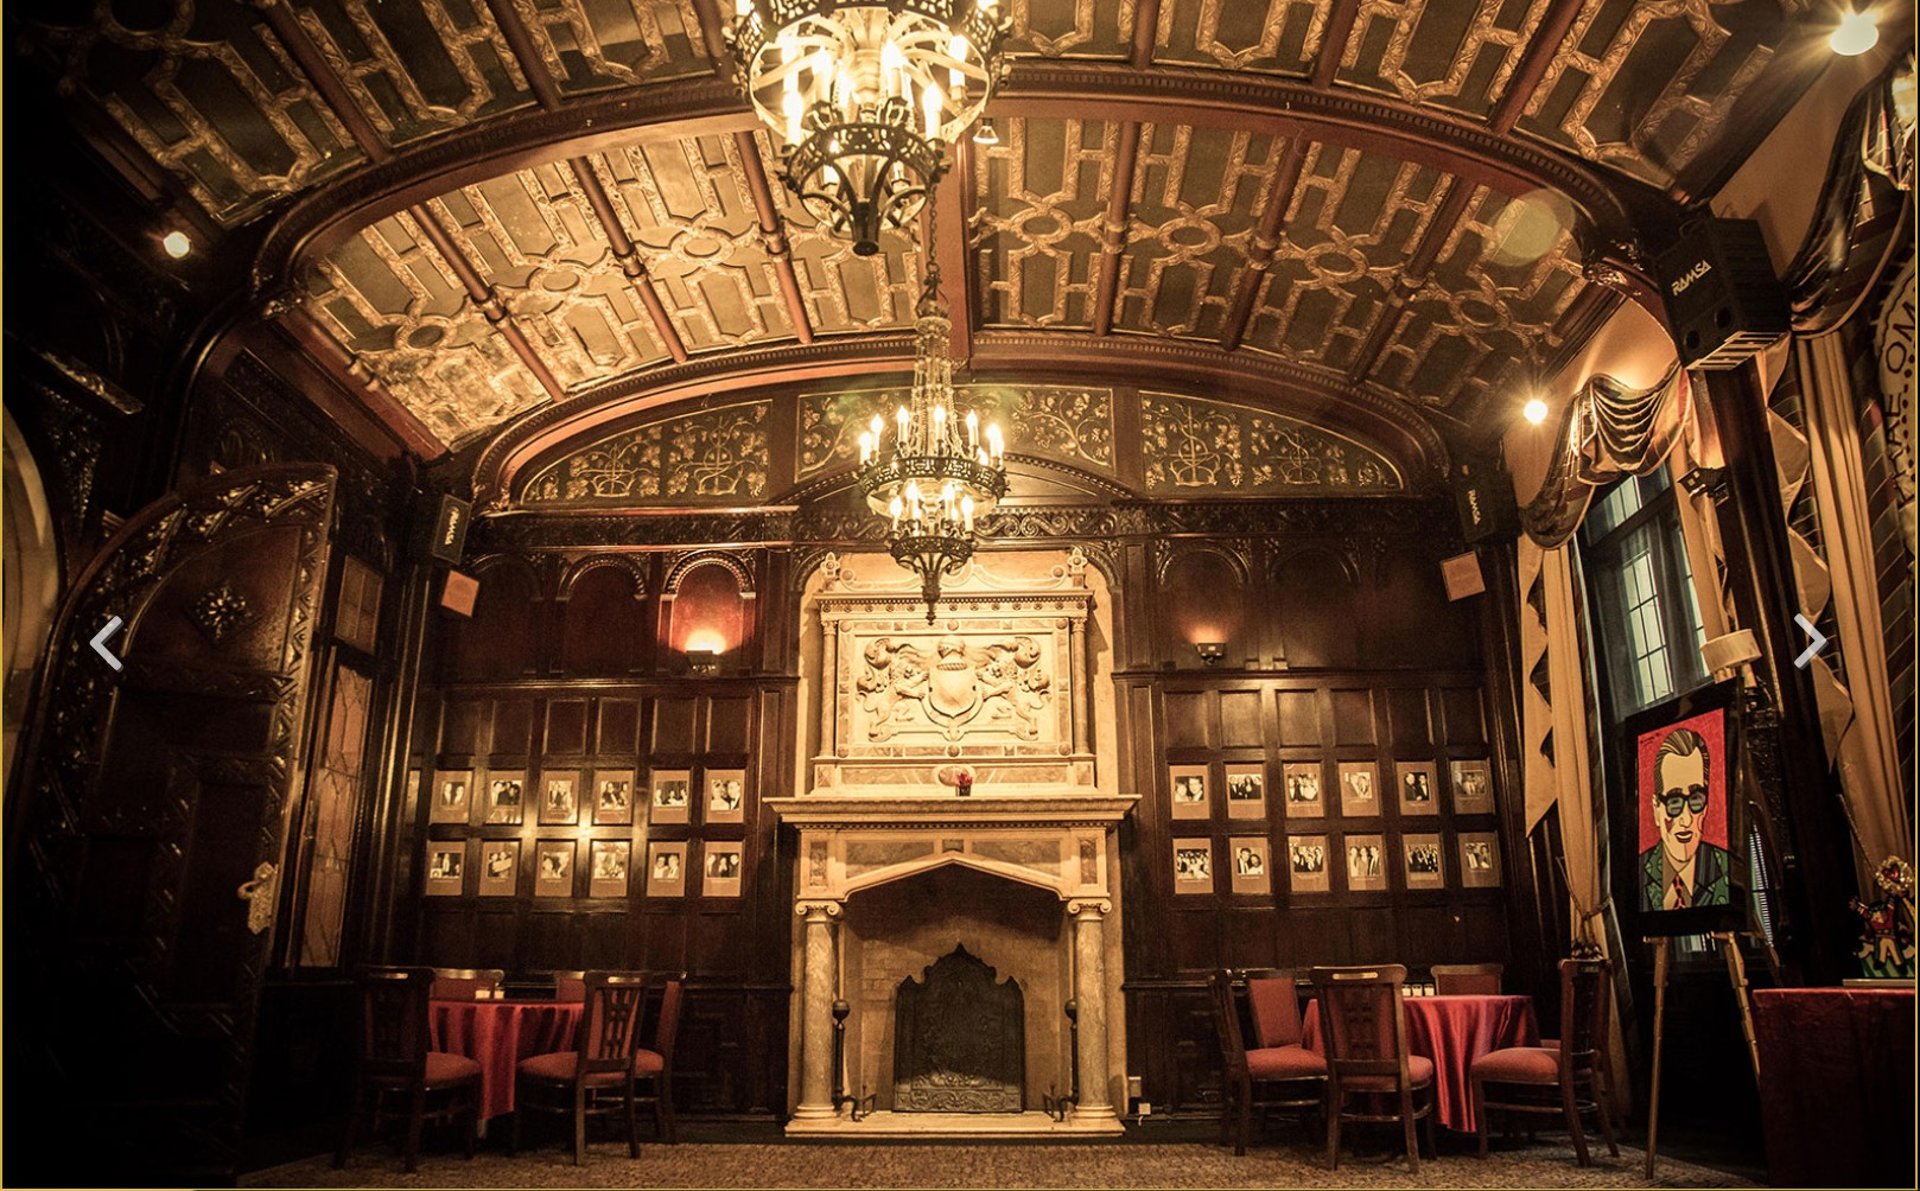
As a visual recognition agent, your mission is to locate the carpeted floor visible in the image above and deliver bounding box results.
[245,1135,1753,1189]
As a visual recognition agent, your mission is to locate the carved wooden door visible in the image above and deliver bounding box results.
[8,465,336,1184]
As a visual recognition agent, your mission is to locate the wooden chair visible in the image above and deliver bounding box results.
[1471,957,1619,1165]
[1209,970,1327,1155]
[1431,962,1505,996]
[1310,964,1436,1173]
[542,970,588,1001]
[1241,968,1312,1047]
[632,975,686,1143]
[512,971,650,1164]
[335,966,482,1173]
[429,967,506,999]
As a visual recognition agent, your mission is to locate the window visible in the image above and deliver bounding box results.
[1580,471,1709,719]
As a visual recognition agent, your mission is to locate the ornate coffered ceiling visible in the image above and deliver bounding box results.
[15,0,1841,471]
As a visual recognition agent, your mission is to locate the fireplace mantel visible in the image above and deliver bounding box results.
[767,793,1135,828]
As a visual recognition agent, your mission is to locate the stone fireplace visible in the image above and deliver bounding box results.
[773,550,1132,1137]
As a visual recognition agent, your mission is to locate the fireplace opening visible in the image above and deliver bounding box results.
[893,946,1025,1112]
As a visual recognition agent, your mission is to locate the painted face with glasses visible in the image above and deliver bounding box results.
[1641,725,1731,910]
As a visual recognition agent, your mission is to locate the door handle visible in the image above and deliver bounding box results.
[236,862,277,935]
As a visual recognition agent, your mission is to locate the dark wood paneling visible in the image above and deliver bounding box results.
[544,699,588,754]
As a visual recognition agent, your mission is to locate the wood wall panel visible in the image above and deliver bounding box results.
[1218,689,1263,747]
[544,699,588,754]
[1162,690,1212,748]
[1330,688,1375,745]
[1275,689,1319,746]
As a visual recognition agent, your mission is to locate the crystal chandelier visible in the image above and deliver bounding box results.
[856,250,1007,621]
[727,0,1009,256]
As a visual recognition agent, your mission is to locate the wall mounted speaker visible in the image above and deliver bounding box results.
[1654,218,1790,369]
[424,494,472,565]
[1452,455,1518,544]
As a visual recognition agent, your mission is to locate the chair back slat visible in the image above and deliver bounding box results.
[652,977,687,1067]
[582,971,651,1075]
[357,966,434,1080]
[1430,963,1504,996]
[1557,957,1609,1076]
[552,971,587,1002]
[1206,971,1249,1074]
[1246,975,1305,1047]
[429,967,506,999]
[1310,964,1410,1080]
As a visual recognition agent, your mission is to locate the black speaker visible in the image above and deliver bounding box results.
[1654,218,1790,369]
[1453,455,1518,544]
[421,493,472,565]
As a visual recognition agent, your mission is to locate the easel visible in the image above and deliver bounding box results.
[1643,931,1763,1178]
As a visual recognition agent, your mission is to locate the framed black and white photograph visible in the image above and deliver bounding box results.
[1282,762,1325,818]
[588,840,631,898]
[534,840,575,897]
[592,770,635,827]
[1229,836,1271,895]
[1459,832,1502,888]
[1287,835,1330,894]
[1402,832,1445,890]
[484,772,525,826]
[478,839,519,896]
[538,771,579,826]
[1344,833,1387,892]
[1172,838,1213,892]
[1397,761,1439,817]
[429,770,471,825]
[1337,762,1378,818]
[647,841,688,897]
[1169,765,1210,821]
[1224,764,1265,820]
[650,769,691,825]
[1450,759,1494,815]
[424,842,466,896]
[704,842,744,897]
[706,768,746,825]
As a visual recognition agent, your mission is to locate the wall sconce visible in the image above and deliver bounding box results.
[686,649,720,676]
[1194,642,1226,666]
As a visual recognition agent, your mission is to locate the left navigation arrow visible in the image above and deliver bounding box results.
[91,616,125,672]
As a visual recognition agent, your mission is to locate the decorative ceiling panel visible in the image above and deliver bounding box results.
[1239,143,1447,371]
[1370,184,1586,408]
[1515,0,1789,188]
[597,136,797,351]
[522,399,771,504]
[1140,392,1403,493]
[1151,0,1325,74]
[1007,0,1134,59]
[973,117,1119,330]
[425,164,672,390]
[1335,0,1549,118]
[1115,123,1284,340]
[507,0,711,93]
[797,383,1117,482]
[760,134,922,336]
[19,2,364,225]
[307,211,551,445]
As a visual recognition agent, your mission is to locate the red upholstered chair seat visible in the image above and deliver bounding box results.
[517,1051,632,1087]
[632,1048,666,1076]
[1246,1044,1327,1080]
[423,1052,483,1087]
[1472,1045,1560,1084]
[1337,1053,1435,1093]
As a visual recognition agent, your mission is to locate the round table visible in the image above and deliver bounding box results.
[1300,993,1539,1132]
[430,999,584,1120]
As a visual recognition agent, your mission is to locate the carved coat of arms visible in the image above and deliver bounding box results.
[858,635,1051,741]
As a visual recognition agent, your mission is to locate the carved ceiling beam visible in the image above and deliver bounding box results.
[1219,138,1305,353]
[1090,121,1142,336]
[735,133,817,346]
[1131,0,1162,68]
[931,137,975,363]
[278,310,448,459]
[1313,0,1365,89]
[1488,0,1585,135]
[486,0,691,363]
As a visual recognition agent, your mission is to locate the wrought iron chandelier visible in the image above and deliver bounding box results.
[856,234,1007,621]
[727,0,1009,256]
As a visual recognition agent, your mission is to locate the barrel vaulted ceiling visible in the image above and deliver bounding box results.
[19,0,1837,483]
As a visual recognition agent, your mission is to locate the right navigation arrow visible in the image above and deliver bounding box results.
[1793,613,1828,669]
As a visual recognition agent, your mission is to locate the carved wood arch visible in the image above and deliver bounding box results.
[1268,541,1362,589]
[1154,541,1253,590]
[557,554,650,602]
[662,550,756,599]
[463,552,548,600]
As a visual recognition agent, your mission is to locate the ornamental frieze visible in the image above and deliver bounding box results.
[523,401,770,505]
[799,384,1116,479]
[1140,392,1402,494]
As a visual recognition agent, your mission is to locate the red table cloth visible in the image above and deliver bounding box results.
[1301,994,1539,1132]
[430,999,584,1120]
[1752,987,1914,1188]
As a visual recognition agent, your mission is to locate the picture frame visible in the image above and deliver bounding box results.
[1172,837,1213,892]
[483,771,526,826]
[703,842,744,897]
[1337,762,1378,818]
[538,770,580,826]
[1282,761,1325,818]
[1286,834,1330,894]
[478,839,519,896]
[1402,832,1445,890]
[1224,763,1266,820]
[705,768,747,825]
[1459,832,1502,888]
[647,840,688,897]
[588,839,631,899]
[534,840,575,897]
[1396,761,1439,816]
[1622,679,1747,936]
[649,769,692,825]
[1343,832,1387,892]
[1169,764,1210,821]
[1228,836,1271,895]
[424,841,466,896]
[1450,759,1495,815]
[591,770,635,827]
[429,770,472,825]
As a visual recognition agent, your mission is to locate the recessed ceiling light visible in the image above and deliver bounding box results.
[161,230,192,259]
[1830,9,1879,56]
[1522,398,1550,425]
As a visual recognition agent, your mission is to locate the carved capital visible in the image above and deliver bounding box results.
[797,900,843,920]
[1067,898,1112,919]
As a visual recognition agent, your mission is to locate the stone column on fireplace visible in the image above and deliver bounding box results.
[1067,898,1117,1123]
[794,900,842,1121]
